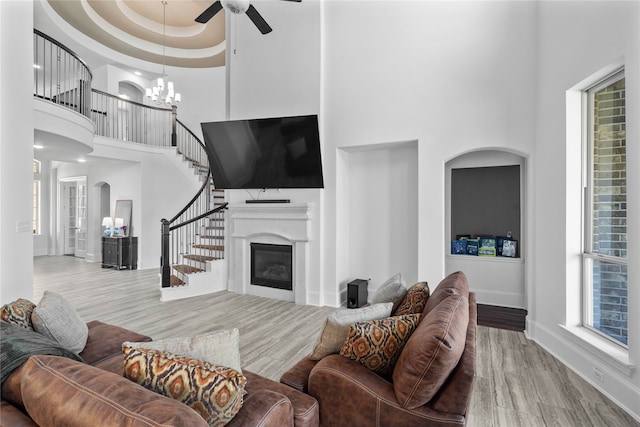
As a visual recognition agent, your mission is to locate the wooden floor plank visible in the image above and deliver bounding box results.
[32,256,638,426]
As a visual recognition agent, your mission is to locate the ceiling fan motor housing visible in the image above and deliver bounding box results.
[221,0,250,14]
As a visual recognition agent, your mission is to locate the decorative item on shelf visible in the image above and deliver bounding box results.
[145,1,182,105]
[466,239,479,255]
[451,239,468,255]
[478,236,497,256]
[113,218,124,236]
[101,217,113,237]
[496,236,508,256]
[501,239,518,257]
[121,225,128,237]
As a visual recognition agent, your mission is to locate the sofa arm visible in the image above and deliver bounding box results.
[280,357,319,393]
[309,355,465,427]
[227,389,294,427]
[20,355,209,427]
[0,401,37,427]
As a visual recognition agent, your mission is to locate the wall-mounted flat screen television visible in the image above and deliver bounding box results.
[200,114,324,189]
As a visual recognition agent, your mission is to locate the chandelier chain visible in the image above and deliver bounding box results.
[146,0,181,105]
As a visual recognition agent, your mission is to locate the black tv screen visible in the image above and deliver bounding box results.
[200,114,324,189]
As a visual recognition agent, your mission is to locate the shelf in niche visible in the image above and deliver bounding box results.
[446,254,524,264]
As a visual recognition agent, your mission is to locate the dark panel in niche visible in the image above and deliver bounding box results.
[451,165,520,243]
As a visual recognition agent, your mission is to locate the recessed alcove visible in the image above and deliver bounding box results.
[445,150,527,309]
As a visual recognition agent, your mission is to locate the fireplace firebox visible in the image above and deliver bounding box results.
[250,243,293,290]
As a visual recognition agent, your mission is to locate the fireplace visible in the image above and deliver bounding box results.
[228,203,311,304]
[250,243,293,291]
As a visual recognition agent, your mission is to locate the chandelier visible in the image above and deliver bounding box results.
[146,1,181,105]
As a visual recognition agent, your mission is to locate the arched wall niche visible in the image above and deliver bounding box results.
[444,148,528,310]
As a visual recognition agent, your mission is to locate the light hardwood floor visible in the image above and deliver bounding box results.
[33,256,638,427]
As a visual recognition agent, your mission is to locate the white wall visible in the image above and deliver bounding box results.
[532,1,639,418]
[321,1,537,306]
[0,0,34,303]
[344,142,419,299]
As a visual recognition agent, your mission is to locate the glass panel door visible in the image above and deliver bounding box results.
[75,179,87,257]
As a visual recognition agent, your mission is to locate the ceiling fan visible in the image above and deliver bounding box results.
[195,0,301,35]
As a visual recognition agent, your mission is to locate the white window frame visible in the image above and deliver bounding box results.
[582,69,627,349]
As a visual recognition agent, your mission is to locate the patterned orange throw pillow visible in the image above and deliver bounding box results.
[393,282,430,316]
[339,314,421,376]
[123,346,246,427]
[1,298,36,330]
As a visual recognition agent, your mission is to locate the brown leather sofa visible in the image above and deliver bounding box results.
[1,320,319,427]
[280,272,477,427]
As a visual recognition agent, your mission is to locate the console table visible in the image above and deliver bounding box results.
[102,236,138,270]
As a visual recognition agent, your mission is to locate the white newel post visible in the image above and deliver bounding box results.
[227,203,312,304]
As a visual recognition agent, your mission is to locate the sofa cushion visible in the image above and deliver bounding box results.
[1,299,36,330]
[371,273,407,311]
[393,282,430,316]
[123,345,246,426]
[31,291,88,354]
[21,355,209,426]
[80,320,151,366]
[124,328,242,373]
[423,271,469,315]
[392,292,469,409]
[308,303,393,360]
[339,314,421,376]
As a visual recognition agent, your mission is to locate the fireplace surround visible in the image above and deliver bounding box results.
[227,203,312,304]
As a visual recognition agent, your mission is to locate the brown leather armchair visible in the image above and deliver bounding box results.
[281,272,477,427]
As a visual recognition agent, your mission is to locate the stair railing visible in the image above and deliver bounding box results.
[176,118,209,178]
[160,125,226,288]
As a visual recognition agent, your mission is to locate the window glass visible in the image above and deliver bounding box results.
[584,73,627,346]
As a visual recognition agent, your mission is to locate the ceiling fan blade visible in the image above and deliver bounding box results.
[195,1,223,24]
[279,0,302,2]
[245,5,272,34]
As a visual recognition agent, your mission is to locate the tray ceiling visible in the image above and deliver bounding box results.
[47,0,226,68]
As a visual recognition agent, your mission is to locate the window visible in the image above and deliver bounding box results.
[583,70,627,347]
[33,160,41,235]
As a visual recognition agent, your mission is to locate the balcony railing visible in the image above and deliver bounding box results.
[33,29,92,118]
[91,89,173,146]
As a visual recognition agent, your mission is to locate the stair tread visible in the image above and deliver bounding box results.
[193,244,224,251]
[170,275,185,287]
[173,264,203,274]
[183,254,217,262]
[199,235,224,239]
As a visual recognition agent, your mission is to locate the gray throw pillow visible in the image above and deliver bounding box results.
[371,273,407,311]
[32,291,88,354]
[308,302,393,360]
[124,328,242,373]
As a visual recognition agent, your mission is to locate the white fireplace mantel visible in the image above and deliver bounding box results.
[227,203,312,304]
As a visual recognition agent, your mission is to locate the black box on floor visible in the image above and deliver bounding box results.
[347,279,368,308]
